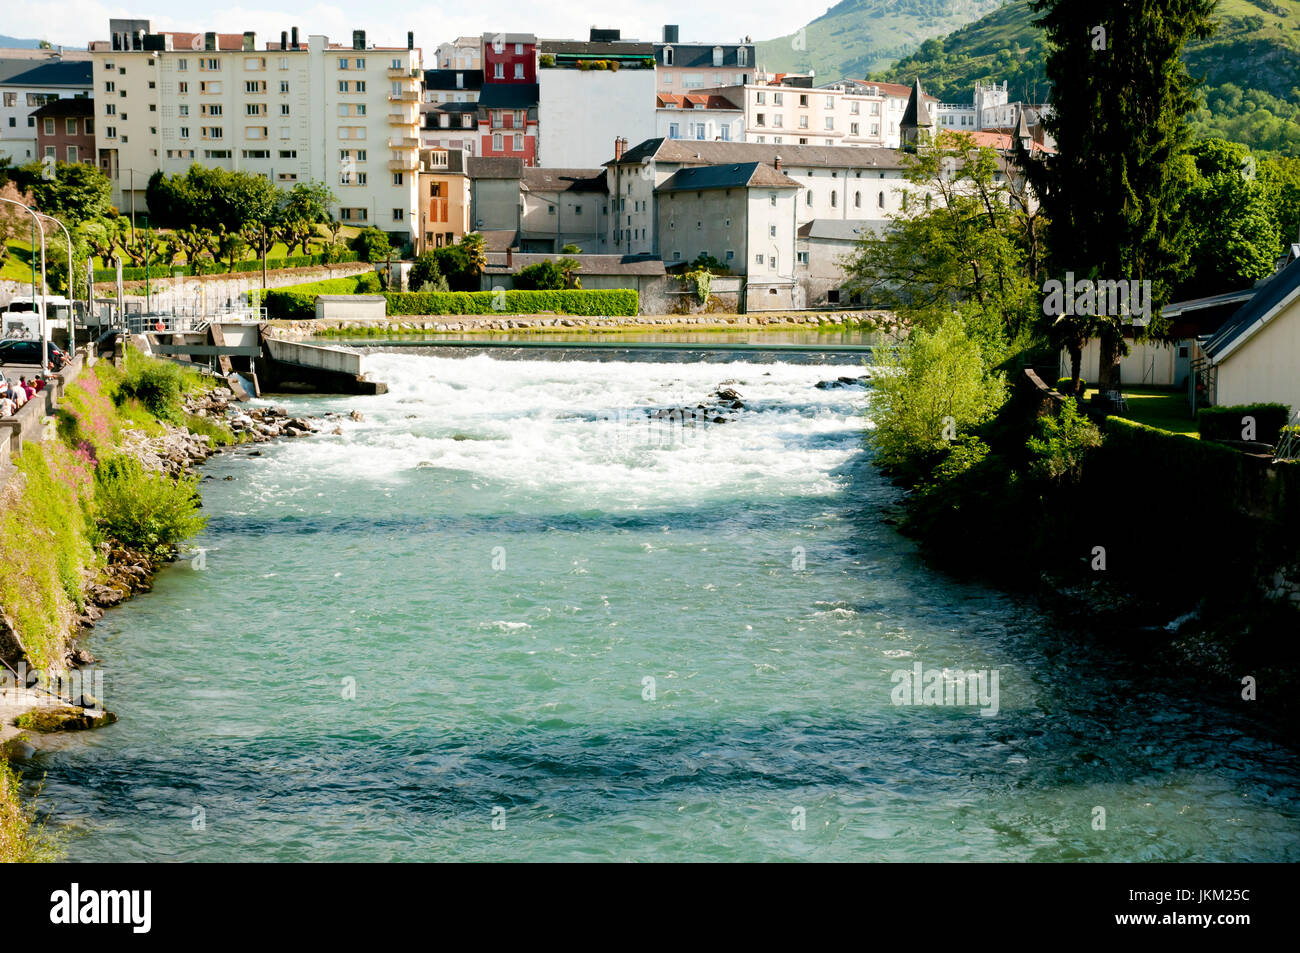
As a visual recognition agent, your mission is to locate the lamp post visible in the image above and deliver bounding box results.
[36,211,75,358]
[0,196,47,373]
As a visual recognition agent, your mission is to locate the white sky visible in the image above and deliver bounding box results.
[7,1,817,50]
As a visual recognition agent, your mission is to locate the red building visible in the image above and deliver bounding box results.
[481,32,536,83]
[32,97,95,165]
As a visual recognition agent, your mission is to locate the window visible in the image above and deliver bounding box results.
[280,81,289,93]
[738,47,748,66]
[878,191,885,208]
[825,96,834,109]
[824,117,834,130]
[278,173,298,182]
[493,133,503,150]
[712,46,723,67]
[393,172,403,185]
[513,109,524,127]
[662,46,673,65]
[798,116,808,129]
[768,256,776,269]
[493,64,504,79]
[854,191,861,208]
[392,208,404,221]
[105,126,116,138]
[179,126,190,138]
[104,103,116,116]
[201,126,223,139]
[279,57,289,70]
[769,225,776,237]
[514,63,523,79]
[247,103,265,116]
[177,59,188,71]
[244,57,265,70]
[668,122,679,139]
[241,149,270,158]
[755,113,765,127]
[850,101,859,115]
[43,118,54,135]
[755,91,765,105]
[797,251,808,265]
[201,104,222,116]
[720,126,730,142]
[513,134,523,151]
[725,250,734,260]
[280,104,290,116]
[515,43,523,55]
[85,118,93,134]
[799,94,808,107]
[755,253,764,264]
[773,115,783,128]
[827,289,840,304]
[245,126,267,139]
[830,191,837,207]
[203,149,231,158]
[548,205,556,216]
[178,82,188,94]
[104,81,115,93]
[65,117,80,136]
[245,81,267,94]
[850,122,859,136]
[280,150,297,158]
[355,58,365,69]
[201,58,220,71]
[43,146,54,158]
[769,193,777,206]
[773,92,783,106]
[200,81,222,94]
[805,191,812,206]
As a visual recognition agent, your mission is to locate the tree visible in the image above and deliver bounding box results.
[0,180,35,266]
[513,260,566,290]
[554,256,582,288]
[351,227,392,263]
[145,165,277,232]
[460,232,487,277]
[1026,0,1217,393]
[25,161,111,226]
[410,251,448,291]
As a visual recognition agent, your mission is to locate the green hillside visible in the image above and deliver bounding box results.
[755,0,1004,80]
[872,0,1300,154]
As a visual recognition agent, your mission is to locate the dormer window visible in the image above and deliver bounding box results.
[738,47,748,66]
[712,46,723,67]
[663,46,673,66]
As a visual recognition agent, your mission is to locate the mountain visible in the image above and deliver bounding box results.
[755,0,1004,81]
[0,36,47,49]
[872,0,1300,154]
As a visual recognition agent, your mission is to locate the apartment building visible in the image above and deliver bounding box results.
[416,147,470,252]
[478,33,538,164]
[655,93,742,143]
[653,25,753,93]
[33,97,96,164]
[90,19,422,245]
[537,31,656,168]
[434,37,481,70]
[421,68,482,154]
[0,56,93,164]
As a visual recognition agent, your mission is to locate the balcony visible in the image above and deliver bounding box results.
[387,66,420,79]
[388,110,417,125]
[389,156,418,171]
[388,136,418,150]
[387,89,420,103]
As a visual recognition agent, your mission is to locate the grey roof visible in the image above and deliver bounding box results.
[1201,256,1300,362]
[0,59,92,88]
[652,42,753,69]
[657,161,798,192]
[478,83,538,109]
[901,77,933,129]
[466,156,523,179]
[482,33,536,44]
[611,137,906,170]
[797,219,888,242]
[522,167,607,193]
[540,40,654,57]
[419,148,466,174]
[31,96,93,118]
[478,229,519,251]
[425,101,479,114]
[423,68,483,90]
[483,253,665,275]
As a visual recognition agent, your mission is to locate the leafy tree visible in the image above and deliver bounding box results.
[867,311,1007,478]
[513,260,566,290]
[25,161,111,226]
[460,232,487,277]
[410,251,448,290]
[1026,0,1217,393]
[145,165,277,232]
[351,227,392,263]
[1260,155,1300,249]
[555,256,582,289]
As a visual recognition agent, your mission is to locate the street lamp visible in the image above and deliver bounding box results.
[36,211,76,358]
[0,196,48,373]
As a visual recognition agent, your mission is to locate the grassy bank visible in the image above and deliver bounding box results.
[0,347,223,862]
[306,316,888,337]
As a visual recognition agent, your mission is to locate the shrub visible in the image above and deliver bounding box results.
[384,289,637,316]
[539,54,555,67]
[350,227,392,263]
[514,260,567,290]
[115,360,185,423]
[92,454,207,557]
[0,760,62,862]
[1197,402,1291,445]
[1055,377,1087,395]
[256,274,380,319]
[1026,398,1103,484]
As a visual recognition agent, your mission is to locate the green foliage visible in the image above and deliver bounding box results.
[560,244,582,254]
[92,454,207,558]
[1026,398,1103,483]
[113,359,185,424]
[1198,402,1291,444]
[145,164,278,231]
[350,227,392,263]
[385,289,638,316]
[90,249,359,282]
[867,312,1007,476]
[0,760,63,863]
[539,54,555,67]
[25,161,112,226]
[409,251,448,291]
[1055,377,1087,395]
[255,274,381,320]
[514,260,567,290]
[684,268,712,305]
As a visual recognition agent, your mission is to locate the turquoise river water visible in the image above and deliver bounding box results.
[26,344,1300,861]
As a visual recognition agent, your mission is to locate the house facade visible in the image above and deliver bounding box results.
[90,19,422,244]
[653,26,753,93]
[421,68,482,154]
[655,93,742,143]
[467,155,523,233]
[33,96,96,164]
[417,147,470,252]
[0,56,93,164]
[518,166,609,253]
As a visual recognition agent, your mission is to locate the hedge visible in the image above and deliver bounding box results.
[1197,403,1291,445]
[253,273,382,320]
[384,289,638,317]
[91,251,359,283]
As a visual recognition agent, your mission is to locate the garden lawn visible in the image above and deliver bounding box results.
[1086,386,1199,438]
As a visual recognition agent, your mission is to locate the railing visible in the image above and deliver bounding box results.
[389,156,418,171]
[388,111,418,124]
[387,136,419,149]
[387,90,420,103]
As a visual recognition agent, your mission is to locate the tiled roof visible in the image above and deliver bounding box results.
[612,138,906,170]
[657,161,798,192]
[522,168,607,193]
[1202,256,1300,362]
[466,156,523,179]
[656,93,740,110]
[163,32,249,52]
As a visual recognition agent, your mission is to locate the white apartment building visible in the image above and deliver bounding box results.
[434,37,481,70]
[935,80,1053,142]
[700,79,932,150]
[655,93,742,143]
[91,20,421,244]
[536,56,657,169]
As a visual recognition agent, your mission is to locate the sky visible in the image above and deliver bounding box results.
[7,1,816,51]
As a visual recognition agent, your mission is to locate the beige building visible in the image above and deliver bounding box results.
[653,26,753,93]
[91,19,422,244]
[417,147,470,252]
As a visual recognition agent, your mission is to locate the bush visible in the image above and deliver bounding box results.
[350,228,392,263]
[539,54,555,67]
[256,274,381,319]
[1055,377,1087,395]
[514,261,567,290]
[1197,402,1291,445]
[115,360,185,424]
[0,760,62,863]
[1026,398,1103,483]
[384,289,638,316]
[92,454,207,557]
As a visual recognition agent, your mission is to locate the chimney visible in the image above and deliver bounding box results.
[204,31,216,52]
[408,31,414,51]
[291,26,299,49]
[506,248,513,267]
[614,137,624,160]
[243,32,255,52]
[280,31,288,51]
[774,155,782,171]
[353,30,366,51]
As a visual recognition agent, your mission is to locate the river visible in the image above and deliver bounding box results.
[29,344,1300,861]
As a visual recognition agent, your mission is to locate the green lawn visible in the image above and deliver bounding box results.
[1085,385,1199,438]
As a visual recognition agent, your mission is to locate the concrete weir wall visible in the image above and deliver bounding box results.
[259,335,386,395]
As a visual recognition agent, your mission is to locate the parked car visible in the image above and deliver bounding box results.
[0,339,68,370]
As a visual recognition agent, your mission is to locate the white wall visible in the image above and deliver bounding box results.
[538,68,656,169]
[656,108,741,143]
[1216,297,1300,412]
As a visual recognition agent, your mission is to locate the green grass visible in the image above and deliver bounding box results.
[1085,385,1199,438]
[0,759,63,863]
